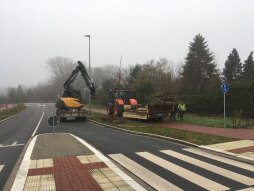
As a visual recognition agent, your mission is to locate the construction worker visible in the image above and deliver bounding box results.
[169,104,177,121]
[178,103,186,121]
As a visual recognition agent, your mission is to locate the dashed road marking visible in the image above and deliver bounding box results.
[0,143,25,148]
[0,164,4,173]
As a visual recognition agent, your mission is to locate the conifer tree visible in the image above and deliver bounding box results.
[242,51,254,81]
[181,34,219,94]
[223,48,242,82]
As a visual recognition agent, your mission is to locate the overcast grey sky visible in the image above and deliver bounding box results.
[0,0,253,88]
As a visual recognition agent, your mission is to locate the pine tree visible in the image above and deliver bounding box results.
[181,34,219,94]
[242,51,254,81]
[223,48,242,82]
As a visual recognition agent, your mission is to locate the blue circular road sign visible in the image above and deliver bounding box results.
[221,83,229,93]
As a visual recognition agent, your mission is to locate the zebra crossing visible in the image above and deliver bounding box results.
[109,148,254,191]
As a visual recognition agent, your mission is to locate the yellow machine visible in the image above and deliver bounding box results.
[55,61,95,121]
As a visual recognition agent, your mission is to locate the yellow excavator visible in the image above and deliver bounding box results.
[55,61,95,121]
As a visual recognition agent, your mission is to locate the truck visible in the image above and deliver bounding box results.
[55,61,95,121]
[107,90,174,120]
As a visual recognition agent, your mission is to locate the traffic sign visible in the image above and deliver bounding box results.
[48,116,60,127]
[221,83,229,93]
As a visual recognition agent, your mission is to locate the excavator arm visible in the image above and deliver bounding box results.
[62,61,95,102]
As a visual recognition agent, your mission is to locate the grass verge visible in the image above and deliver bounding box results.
[175,113,254,129]
[89,112,238,145]
[0,104,27,121]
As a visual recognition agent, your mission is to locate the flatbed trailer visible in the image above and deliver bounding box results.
[121,104,173,120]
[56,108,88,121]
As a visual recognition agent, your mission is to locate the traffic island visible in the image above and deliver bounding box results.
[10,133,145,191]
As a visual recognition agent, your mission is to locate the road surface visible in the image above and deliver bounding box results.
[0,104,254,190]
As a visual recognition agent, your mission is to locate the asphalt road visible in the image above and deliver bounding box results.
[0,105,43,190]
[1,104,254,190]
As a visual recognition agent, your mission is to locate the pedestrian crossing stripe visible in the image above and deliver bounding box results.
[137,151,229,191]
[109,153,183,191]
[110,149,254,191]
[184,148,254,172]
[161,150,254,186]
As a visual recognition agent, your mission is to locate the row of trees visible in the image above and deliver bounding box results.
[223,49,254,82]
[1,34,253,116]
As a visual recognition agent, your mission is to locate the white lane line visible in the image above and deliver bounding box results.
[184,148,254,172]
[11,135,37,191]
[0,164,4,173]
[137,152,229,191]
[12,141,17,146]
[31,111,44,137]
[161,150,254,186]
[109,153,183,191]
[0,144,25,148]
[71,134,146,191]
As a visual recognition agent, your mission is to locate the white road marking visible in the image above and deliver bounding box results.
[109,153,183,191]
[184,148,254,172]
[0,164,4,173]
[237,188,254,191]
[11,135,38,191]
[31,111,44,137]
[137,151,229,191]
[161,150,254,186]
[12,141,17,146]
[0,144,25,148]
[71,134,146,191]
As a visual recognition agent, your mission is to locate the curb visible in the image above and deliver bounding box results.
[88,119,254,163]
[88,119,199,147]
[0,106,28,124]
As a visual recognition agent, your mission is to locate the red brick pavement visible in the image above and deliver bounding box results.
[28,156,107,191]
[154,122,254,139]
[227,146,254,154]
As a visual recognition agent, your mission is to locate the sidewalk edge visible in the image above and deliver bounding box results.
[70,133,146,191]
[0,107,28,124]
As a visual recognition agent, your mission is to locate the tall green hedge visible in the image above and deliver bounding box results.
[184,81,254,116]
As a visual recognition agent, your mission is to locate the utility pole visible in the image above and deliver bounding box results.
[85,35,91,114]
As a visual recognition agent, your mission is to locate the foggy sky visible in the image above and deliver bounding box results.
[0,0,254,88]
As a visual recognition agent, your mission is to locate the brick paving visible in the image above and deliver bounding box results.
[227,146,254,154]
[154,121,254,139]
[24,133,135,191]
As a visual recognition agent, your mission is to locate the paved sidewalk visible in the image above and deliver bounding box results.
[155,121,254,139]
[205,140,254,159]
[10,133,144,191]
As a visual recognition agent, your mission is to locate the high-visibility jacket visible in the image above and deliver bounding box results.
[178,104,186,111]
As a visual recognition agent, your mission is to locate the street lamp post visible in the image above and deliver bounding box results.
[85,35,91,114]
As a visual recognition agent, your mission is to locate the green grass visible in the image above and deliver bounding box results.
[174,113,254,129]
[0,104,27,121]
[89,112,238,145]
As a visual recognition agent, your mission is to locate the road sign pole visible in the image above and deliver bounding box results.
[53,116,55,135]
[224,92,225,128]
